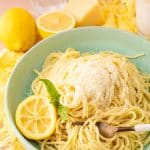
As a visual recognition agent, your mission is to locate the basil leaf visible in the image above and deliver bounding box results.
[58,104,68,121]
[144,143,150,150]
[40,79,68,121]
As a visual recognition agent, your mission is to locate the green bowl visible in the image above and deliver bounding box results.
[5,27,150,150]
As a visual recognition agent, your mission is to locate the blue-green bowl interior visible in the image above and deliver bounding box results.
[5,27,150,150]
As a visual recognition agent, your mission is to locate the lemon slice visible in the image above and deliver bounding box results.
[15,95,57,140]
[36,11,76,38]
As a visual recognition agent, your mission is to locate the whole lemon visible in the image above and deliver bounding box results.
[0,8,37,52]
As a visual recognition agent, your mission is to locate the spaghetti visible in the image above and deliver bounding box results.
[32,48,150,150]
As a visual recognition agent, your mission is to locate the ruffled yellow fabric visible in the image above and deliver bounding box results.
[0,49,24,150]
[0,0,136,149]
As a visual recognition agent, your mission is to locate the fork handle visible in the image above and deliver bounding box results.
[117,126,135,132]
[135,124,150,132]
[117,124,150,132]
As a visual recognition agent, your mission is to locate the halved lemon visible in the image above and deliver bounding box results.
[15,95,57,140]
[36,11,76,38]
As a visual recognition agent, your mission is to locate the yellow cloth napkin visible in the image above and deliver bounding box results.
[0,49,24,150]
[0,0,136,149]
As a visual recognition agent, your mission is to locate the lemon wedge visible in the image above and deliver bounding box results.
[15,95,57,140]
[36,11,76,38]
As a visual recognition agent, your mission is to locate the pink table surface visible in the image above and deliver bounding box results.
[0,0,34,49]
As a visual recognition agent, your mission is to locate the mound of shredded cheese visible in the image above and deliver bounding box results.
[101,0,136,32]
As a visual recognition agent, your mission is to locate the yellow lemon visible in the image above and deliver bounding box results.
[0,8,37,52]
[15,95,57,140]
[37,11,76,38]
